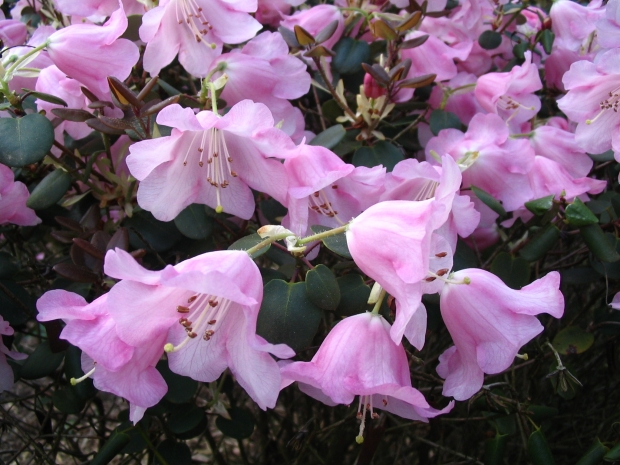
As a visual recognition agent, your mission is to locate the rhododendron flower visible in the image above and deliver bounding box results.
[0,164,40,226]
[437,270,564,401]
[0,18,26,48]
[127,101,295,221]
[46,3,139,99]
[140,0,261,77]
[428,73,482,125]
[597,0,620,49]
[105,248,295,410]
[426,113,535,211]
[557,48,620,157]
[475,51,542,127]
[281,312,454,435]
[0,316,27,393]
[53,0,145,19]
[36,290,166,422]
[550,0,604,53]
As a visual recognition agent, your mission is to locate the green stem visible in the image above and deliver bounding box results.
[297,224,349,245]
[371,288,387,315]
[3,41,49,84]
[209,82,218,114]
[245,232,293,256]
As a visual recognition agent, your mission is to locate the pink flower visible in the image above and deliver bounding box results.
[281,312,453,432]
[428,72,482,125]
[475,51,542,127]
[597,0,620,49]
[256,0,305,27]
[140,0,261,77]
[104,248,295,410]
[0,316,27,393]
[46,3,139,99]
[437,270,564,401]
[127,101,295,221]
[550,0,605,53]
[36,290,166,421]
[0,19,26,47]
[53,0,145,19]
[426,113,535,212]
[0,164,40,226]
[281,5,344,51]
[557,48,620,156]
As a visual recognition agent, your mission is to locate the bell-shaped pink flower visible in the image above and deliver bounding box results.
[0,19,26,47]
[46,3,139,99]
[557,48,620,157]
[104,248,295,410]
[550,0,605,53]
[0,164,40,226]
[597,0,620,49]
[0,316,27,393]
[140,0,261,77]
[127,101,295,221]
[281,312,454,431]
[437,270,564,401]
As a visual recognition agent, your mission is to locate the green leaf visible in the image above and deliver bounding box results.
[332,38,371,75]
[0,113,55,167]
[124,210,182,253]
[484,434,509,465]
[471,186,507,218]
[257,279,322,352]
[478,30,503,50]
[565,198,598,227]
[310,225,352,259]
[581,224,620,263]
[552,326,594,355]
[519,224,561,262]
[26,169,72,210]
[173,204,214,240]
[155,440,192,465]
[525,405,558,423]
[605,442,620,461]
[539,29,555,55]
[0,252,19,279]
[490,252,530,289]
[91,432,132,465]
[229,233,270,259]
[0,278,35,325]
[352,141,404,172]
[156,360,198,404]
[336,273,371,317]
[528,429,556,465]
[52,386,86,414]
[20,341,65,380]
[305,264,340,311]
[167,405,207,439]
[22,89,68,107]
[120,14,142,42]
[513,42,528,60]
[64,346,96,400]
[309,124,346,149]
[525,195,554,216]
[453,239,478,271]
[576,439,608,465]
[429,109,462,136]
[216,407,255,440]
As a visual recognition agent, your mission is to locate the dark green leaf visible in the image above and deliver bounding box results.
[453,239,478,271]
[20,341,65,380]
[519,224,561,262]
[229,233,270,259]
[0,279,35,325]
[581,224,620,263]
[429,109,462,136]
[310,225,352,259]
[167,405,207,439]
[484,434,509,465]
[525,195,554,216]
[216,407,255,440]
[605,442,620,461]
[156,360,198,404]
[91,432,132,465]
[27,169,72,210]
[336,273,371,317]
[490,252,530,289]
[565,198,598,227]
[552,326,594,355]
[305,264,340,311]
[512,42,528,60]
[155,440,192,465]
[173,204,214,240]
[309,125,346,149]
[478,30,503,50]
[332,38,371,75]
[124,210,182,253]
[352,141,404,172]
[64,346,96,399]
[257,279,322,352]
[539,29,555,55]
[525,405,558,422]
[528,429,556,465]
[576,439,608,465]
[259,198,287,224]
[0,113,54,167]
[0,252,19,279]
[52,386,86,414]
[471,186,507,218]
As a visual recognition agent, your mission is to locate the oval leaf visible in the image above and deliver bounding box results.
[305,264,340,311]
[565,197,598,227]
[310,225,352,259]
[332,38,370,75]
[528,429,556,465]
[20,341,64,380]
[309,124,346,149]
[0,113,54,167]
[336,273,371,317]
[519,224,561,262]
[216,407,255,440]
[479,30,503,50]
[471,185,507,218]
[429,109,462,136]
[552,326,594,355]
[229,233,271,259]
[352,141,404,172]
[174,203,214,240]
[27,169,72,210]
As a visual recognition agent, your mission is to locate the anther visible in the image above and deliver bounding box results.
[208,319,217,325]
[188,332,197,338]
[435,252,447,258]
[436,269,449,276]
[424,276,437,282]
[177,305,190,313]
[188,295,198,303]
[199,161,204,167]
[209,300,218,307]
